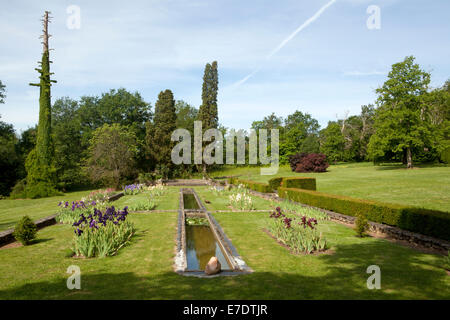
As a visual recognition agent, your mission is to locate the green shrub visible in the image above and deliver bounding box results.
[13,216,37,245]
[278,187,450,241]
[138,172,154,185]
[440,146,450,164]
[354,213,369,237]
[281,177,316,190]
[268,177,283,191]
[25,181,62,199]
[9,179,27,199]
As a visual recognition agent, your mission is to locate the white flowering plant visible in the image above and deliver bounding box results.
[228,192,254,211]
[145,184,167,197]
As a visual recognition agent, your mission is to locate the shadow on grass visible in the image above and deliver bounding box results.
[30,238,53,245]
[0,240,448,300]
[374,163,448,171]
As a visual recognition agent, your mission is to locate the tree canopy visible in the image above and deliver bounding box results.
[368,56,433,168]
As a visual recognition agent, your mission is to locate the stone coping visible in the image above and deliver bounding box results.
[174,187,253,277]
[0,214,57,247]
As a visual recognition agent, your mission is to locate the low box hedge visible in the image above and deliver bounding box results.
[268,177,283,191]
[278,187,450,241]
[228,177,272,193]
[281,177,316,191]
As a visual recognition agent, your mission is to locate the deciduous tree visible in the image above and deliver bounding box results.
[368,56,432,168]
[86,124,138,188]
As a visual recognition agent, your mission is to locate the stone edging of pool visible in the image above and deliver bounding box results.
[174,188,253,278]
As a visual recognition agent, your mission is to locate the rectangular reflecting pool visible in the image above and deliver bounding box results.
[183,193,200,210]
[175,187,252,276]
[185,225,231,271]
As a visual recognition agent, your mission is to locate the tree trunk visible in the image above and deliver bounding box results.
[202,163,207,179]
[406,147,413,169]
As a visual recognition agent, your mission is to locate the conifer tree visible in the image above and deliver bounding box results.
[25,11,59,198]
[197,61,219,175]
[147,89,177,178]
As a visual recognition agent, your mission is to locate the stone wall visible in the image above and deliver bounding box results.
[0,214,57,247]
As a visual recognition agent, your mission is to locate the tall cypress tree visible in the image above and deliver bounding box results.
[25,11,59,198]
[197,61,219,175]
[147,89,177,178]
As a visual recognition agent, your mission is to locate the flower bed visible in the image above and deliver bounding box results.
[267,207,327,254]
[71,206,135,258]
[145,184,166,197]
[123,184,145,195]
[228,185,254,210]
[82,188,116,203]
[56,200,99,224]
[278,186,450,241]
[129,199,157,211]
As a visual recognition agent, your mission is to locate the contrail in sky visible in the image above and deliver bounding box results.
[230,0,337,88]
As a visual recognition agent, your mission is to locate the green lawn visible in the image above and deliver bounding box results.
[113,187,181,211]
[0,186,448,299]
[0,187,182,232]
[209,162,450,212]
[193,186,274,211]
[0,190,93,231]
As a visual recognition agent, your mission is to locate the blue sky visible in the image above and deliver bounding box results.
[1,0,449,132]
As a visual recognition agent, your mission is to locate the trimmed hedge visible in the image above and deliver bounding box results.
[268,177,283,191]
[228,177,272,193]
[229,176,317,193]
[278,187,450,241]
[281,177,316,191]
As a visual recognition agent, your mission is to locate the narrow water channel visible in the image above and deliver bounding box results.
[183,193,200,210]
[185,225,230,271]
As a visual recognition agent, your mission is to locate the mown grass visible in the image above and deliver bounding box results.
[193,186,274,211]
[0,190,93,231]
[0,210,448,299]
[113,187,180,211]
[209,162,450,211]
[0,187,448,299]
[0,187,181,232]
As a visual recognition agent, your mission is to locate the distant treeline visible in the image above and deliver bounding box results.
[0,56,449,196]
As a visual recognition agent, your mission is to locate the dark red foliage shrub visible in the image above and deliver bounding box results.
[291,153,329,172]
[288,153,307,171]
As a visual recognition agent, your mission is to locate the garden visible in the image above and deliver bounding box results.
[0,178,449,300]
[0,6,449,302]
